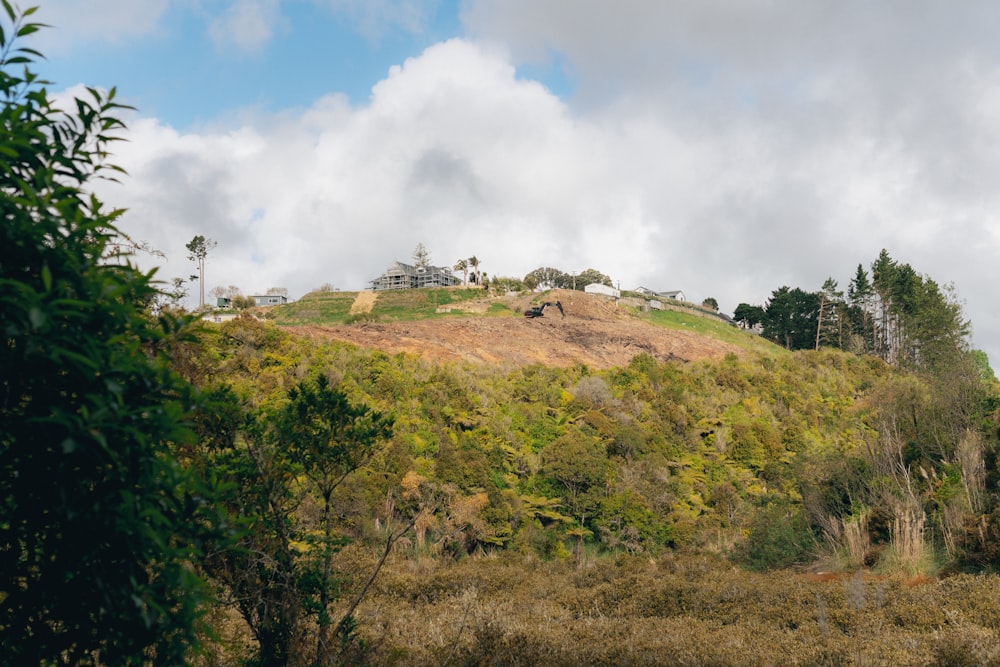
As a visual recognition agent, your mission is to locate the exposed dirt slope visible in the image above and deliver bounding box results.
[285,290,744,369]
[348,290,377,315]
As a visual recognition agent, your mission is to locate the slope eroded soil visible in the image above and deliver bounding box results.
[285,290,743,369]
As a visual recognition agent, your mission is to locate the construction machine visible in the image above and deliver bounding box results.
[524,301,565,318]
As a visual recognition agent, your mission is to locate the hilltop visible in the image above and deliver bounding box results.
[273,288,771,368]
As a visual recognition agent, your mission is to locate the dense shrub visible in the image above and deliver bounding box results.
[732,503,816,571]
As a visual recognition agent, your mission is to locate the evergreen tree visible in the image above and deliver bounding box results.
[763,287,819,350]
[413,242,430,268]
[870,248,899,361]
[815,277,843,349]
[734,303,766,329]
[847,264,874,353]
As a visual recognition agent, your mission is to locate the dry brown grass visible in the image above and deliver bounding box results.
[272,549,1000,666]
[194,544,1000,665]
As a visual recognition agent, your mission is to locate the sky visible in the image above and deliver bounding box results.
[23,0,1000,367]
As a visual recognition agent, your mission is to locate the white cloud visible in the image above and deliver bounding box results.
[34,0,289,55]
[103,39,663,300]
[34,0,172,51]
[207,0,286,53]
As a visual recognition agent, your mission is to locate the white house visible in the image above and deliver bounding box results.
[633,287,686,302]
[585,283,620,298]
[659,290,686,302]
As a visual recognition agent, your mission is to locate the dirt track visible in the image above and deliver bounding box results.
[285,290,743,369]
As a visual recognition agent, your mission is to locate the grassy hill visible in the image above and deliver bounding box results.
[643,307,782,356]
[273,287,508,325]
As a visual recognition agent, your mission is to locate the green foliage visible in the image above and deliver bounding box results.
[595,491,672,552]
[0,6,219,663]
[199,402,302,667]
[758,250,972,372]
[275,286,491,325]
[523,266,566,290]
[733,302,766,327]
[175,290,1000,661]
[278,375,394,489]
[197,376,394,666]
[540,428,611,524]
[279,375,393,665]
[764,286,820,350]
[734,503,816,571]
[488,275,525,293]
[523,266,612,291]
[6,4,1000,663]
[184,274,998,581]
[575,267,613,289]
[273,289,356,324]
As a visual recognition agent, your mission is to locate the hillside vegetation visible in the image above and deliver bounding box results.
[177,303,1000,664]
[7,9,1000,664]
[274,287,499,325]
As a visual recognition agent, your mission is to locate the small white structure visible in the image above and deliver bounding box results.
[585,283,620,298]
[252,294,288,306]
[632,287,686,301]
[201,313,239,323]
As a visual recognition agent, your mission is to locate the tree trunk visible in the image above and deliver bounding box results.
[316,490,334,667]
[815,296,825,350]
[257,620,293,667]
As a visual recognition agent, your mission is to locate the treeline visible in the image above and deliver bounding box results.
[734,249,980,374]
[486,266,613,294]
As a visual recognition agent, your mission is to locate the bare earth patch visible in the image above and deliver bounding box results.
[348,290,378,315]
[286,290,743,369]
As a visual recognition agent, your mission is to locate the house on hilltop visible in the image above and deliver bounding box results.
[659,290,686,302]
[585,283,620,298]
[371,260,461,290]
[252,294,288,306]
[634,287,687,302]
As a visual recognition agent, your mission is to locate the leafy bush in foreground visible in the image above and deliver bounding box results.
[0,5,219,663]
